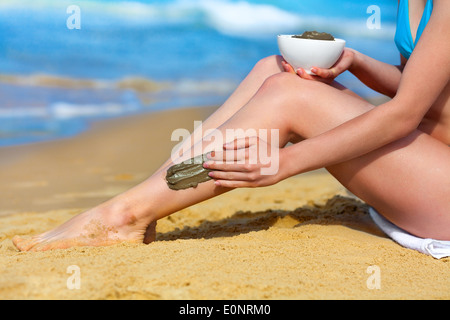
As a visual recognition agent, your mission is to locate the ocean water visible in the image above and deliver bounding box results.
[0,0,399,146]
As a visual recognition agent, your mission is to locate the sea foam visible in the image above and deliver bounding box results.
[0,0,395,39]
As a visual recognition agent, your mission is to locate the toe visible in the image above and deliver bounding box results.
[12,235,37,251]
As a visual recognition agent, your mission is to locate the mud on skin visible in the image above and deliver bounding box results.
[165,154,212,190]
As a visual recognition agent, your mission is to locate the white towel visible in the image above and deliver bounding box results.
[369,207,450,259]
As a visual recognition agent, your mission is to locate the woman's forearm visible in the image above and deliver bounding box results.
[349,49,404,98]
[281,99,413,178]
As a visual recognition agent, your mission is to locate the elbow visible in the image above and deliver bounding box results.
[391,111,422,140]
[396,119,419,139]
[387,99,423,140]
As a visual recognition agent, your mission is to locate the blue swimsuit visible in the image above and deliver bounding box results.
[394,0,433,60]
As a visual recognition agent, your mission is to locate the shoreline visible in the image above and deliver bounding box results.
[0,104,448,300]
[0,105,218,215]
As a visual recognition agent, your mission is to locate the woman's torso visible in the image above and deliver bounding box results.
[396,0,450,143]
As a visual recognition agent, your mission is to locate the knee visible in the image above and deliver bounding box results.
[265,72,324,96]
[259,72,306,98]
[253,55,284,74]
[264,71,296,85]
[253,55,317,98]
[255,73,318,115]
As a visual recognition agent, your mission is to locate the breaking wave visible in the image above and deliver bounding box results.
[0,0,396,39]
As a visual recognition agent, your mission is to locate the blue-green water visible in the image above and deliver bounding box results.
[0,0,400,146]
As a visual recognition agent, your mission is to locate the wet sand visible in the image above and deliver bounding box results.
[0,106,449,300]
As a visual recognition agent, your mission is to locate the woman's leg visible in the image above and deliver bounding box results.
[156,55,360,172]
[14,72,450,251]
[11,56,284,251]
[226,73,450,240]
[155,55,286,174]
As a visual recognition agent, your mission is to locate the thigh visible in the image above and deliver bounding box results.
[220,73,375,145]
[328,130,450,240]
[294,78,450,240]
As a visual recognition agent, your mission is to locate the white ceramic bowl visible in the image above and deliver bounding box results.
[277,35,345,74]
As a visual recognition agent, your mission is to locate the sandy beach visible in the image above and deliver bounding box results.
[0,105,449,300]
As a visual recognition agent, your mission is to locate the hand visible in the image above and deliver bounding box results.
[282,48,356,84]
[203,136,287,188]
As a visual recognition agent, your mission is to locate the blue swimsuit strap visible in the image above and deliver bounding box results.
[395,0,433,60]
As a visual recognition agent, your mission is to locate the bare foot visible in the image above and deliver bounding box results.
[12,201,157,252]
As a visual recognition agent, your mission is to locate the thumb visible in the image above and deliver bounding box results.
[282,61,296,74]
[311,67,336,79]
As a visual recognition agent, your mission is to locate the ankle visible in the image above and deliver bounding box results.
[99,196,153,230]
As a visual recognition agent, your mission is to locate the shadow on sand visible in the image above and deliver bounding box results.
[156,195,384,241]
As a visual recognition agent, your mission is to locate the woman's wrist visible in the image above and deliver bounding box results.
[278,145,304,180]
[347,48,361,74]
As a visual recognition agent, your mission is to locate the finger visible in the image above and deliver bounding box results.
[206,149,247,162]
[204,161,254,172]
[297,68,315,80]
[223,136,258,150]
[214,179,256,188]
[208,170,255,181]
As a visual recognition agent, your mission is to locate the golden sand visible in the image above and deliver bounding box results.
[0,106,449,300]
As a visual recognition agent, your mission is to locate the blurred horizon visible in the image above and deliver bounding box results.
[0,0,399,146]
